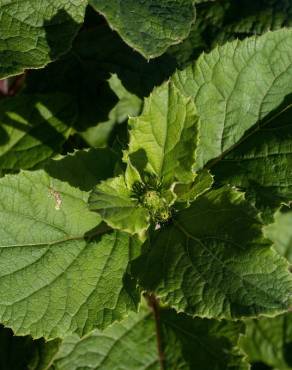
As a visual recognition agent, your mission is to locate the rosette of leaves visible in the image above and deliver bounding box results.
[89,81,213,237]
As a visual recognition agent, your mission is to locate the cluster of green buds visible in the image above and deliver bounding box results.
[131,174,172,223]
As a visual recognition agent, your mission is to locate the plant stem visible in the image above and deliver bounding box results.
[146,293,165,370]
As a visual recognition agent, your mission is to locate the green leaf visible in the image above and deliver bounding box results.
[126,81,198,187]
[37,306,158,370]
[213,104,292,221]
[38,303,247,370]
[0,170,139,339]
[173,29,292,170]
[89,0,196,59]
[133,187,292,319]
[239,313,292,370]
[0,0,86,79]
[0,94,76,170]
[161,309,249,370]
[264,211,292,263]
[89,175,150,236]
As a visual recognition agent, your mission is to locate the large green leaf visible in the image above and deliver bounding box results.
[126,81,198,187]
[173,29,292,170]
[213,104,292,221]
[239,313,292,370]
[89,0,196,59]
[0,0,86,79]
[0,94,76,170]
[0,170,139,339]
[133,187,292,319]
[38,304,247,370]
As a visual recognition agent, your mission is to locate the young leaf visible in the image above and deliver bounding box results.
[133,187,292,319]
[0,94,76,170]
[89,175,150,236]
[0,170,139,339]
[38,304,248,370]
[126,81,198,187]
[0,0,86,79]
[173,29,292,169]
[239,313,292,370]
[89,0,196,59]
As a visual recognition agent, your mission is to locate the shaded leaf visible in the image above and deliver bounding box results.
[0,0,86,79]
[25,23,176,132]
[240,313,292,370]
[213,103,292,222]
[0,94,76,170]
[168,0,292,68]
[45,148,119,191]
[80,75,142,148]
[89,0,196,59]
[38,303,247,370]
[133,187,292,319]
